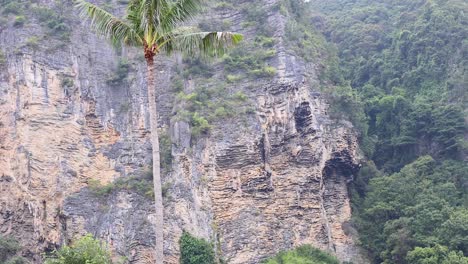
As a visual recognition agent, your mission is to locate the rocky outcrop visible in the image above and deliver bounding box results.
[0,0,366,263]
[204,81,362,263]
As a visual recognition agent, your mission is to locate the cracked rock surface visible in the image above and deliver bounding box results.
[0,0,367,263]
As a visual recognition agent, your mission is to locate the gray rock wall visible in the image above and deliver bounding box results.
[0,0,367,263]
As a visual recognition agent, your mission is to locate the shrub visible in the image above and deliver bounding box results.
[182,58,214,78]
[13,16,26,27]
[2,2,22,15]
[263,245,340,264]
[32,5,71,41]
[249,66,276,77]
[225,74,242,83]
[88,173,155,199]
[191,112,211,137]
[0,236,20,262]
[214,107,229,118]
[179,232,216,264]
[44,234,112,264]
[223,47,276,78]
[25,37,40,49]
[107,59,130,86]
[88,179,114,197]
[60,77,74,88]
[233,91,248,101]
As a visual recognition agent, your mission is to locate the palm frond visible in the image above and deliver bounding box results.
[160,0,204,32]
[135,0,170,41]
[160,31,243,57]
[75,0,142,47]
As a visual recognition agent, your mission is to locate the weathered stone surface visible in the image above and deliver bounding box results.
[0,0,368,263]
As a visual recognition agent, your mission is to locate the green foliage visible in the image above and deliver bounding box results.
[182,58,214,78]
[312,0,467,171]
[61,77,74,88]
[190,112,211,137]
[2,2,23,15]
[13,16,26,27]
[107,59,130,86]
[25,37,40,49]
[225,74,241,83]
[0,236,21,263]
[223,45,277,78]
[32,3,72,41]
[88,179,114,197]
[44,234,112,264]
[249,66,276,78]
[263,245,340,264]
[407,245,468,264]
[174,80,251,140]
[308,3,468,262]
[179,232,216,264]
[87,170,155,199]
[284,21,326,62]
[353,157,468,263]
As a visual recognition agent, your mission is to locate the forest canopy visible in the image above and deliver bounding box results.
[307,0,467,263]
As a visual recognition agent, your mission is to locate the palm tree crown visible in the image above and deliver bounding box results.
[76,0,243,60]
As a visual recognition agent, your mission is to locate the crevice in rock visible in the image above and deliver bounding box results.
[294,102,313,134]
[320,150,360,252]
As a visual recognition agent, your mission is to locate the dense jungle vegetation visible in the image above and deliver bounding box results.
[308,0,467,263]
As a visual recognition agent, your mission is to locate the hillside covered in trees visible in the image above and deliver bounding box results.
[308,0,467,263]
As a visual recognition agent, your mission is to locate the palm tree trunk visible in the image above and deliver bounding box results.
[146,56,164,264]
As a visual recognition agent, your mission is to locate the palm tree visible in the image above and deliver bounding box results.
[75,0,242,263]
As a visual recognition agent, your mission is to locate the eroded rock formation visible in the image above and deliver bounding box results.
[0,0,366,263]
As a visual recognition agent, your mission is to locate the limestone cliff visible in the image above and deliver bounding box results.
[0,0,366,263]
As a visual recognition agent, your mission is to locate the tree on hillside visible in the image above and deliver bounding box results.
[263,245,340,264]
[44,234,112,264]
[75,0,242,263]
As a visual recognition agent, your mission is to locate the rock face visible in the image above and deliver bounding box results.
[0,0,366,263]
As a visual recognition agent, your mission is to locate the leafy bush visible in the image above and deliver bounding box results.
[223,46,276,77]
[0,236,21,263]
[2,2,22,15]
[263,245,340,264]
[25,37,40,49]
[249,66,276,77]
[191,112,211,137]
[179,232,216,264]
[88,179,114,197]
[60,77,74,88]
[87,173,155,199]
[225,74,242,83]
[182,58,214,78]
[174,81,251,140]
[32,4,71,41]
[107,59,130,86]
[44,234,112,264]
[13,16,26,27]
